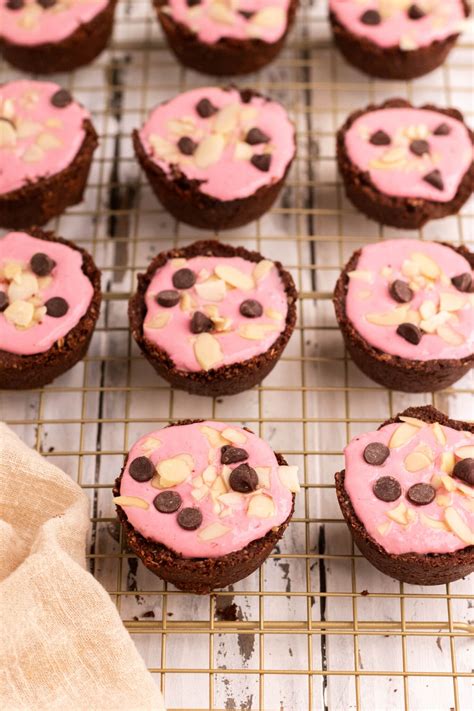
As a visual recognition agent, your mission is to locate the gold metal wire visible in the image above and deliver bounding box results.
[1,1,473,709]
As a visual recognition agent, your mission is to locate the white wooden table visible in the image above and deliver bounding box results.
[1,1,473,709]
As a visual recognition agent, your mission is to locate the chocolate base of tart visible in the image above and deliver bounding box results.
[336,99,474,230]
[129,240,298,397]
[0,120,98,230]
[335,406,474,586]
[0,0,117,74]
[329,4,470,80]
[333,241,474,393]
[0,228,102,390]
[154,0,298,76]
[114,420,295,594]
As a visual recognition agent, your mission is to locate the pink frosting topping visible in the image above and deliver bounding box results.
[138,86,295,202]
[161,0,291,45]
[0,232,94,356]
[0,80,90,196]
[344,107,472,203]
[143,253,289,372]
[117,421,297,559]
[330,0,466,50]
[345,239,474,362]
[1,0,109,46]
[344,417,474,555]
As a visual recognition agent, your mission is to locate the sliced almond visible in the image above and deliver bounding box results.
[420,513,450,531]
[213,102,240,133]
[253,259,273,283]
[347,270,373,283]
[404,451,432,472]
[220,464,232,489]
[377,522,392,536]
[180,292,194,313]
[255,466,271,489]
[194,332,223,371]
[202,465,217,485]
[219,492,245,505]
[195,278,226,302]
[198,522,231,541]
[192,475,204,488]
[399,416,425,428]
[366,304,409,326]
[436,494,452,507]
[36,132,62,150]
[441,475,457,493]
[142,437,161,454]
[239,323,278,340]
[455,445,474,459]
[213,501,222,515]
[167,117,196,136]
[389,422,420,449]
[149,134,177,161]
[210,475,227,499]
[194,133,225,169]
[399,34,418,51]
[234,141,253,161]
[4,300,35,328]
[191,487,209,501]
[170,257,187,267]
[406,509,417,524]
[439,292,466,312]
[439,451,455,474]
[455,480,474,499]
[419,300,437,320]
[378,146,407,164]
[0,118,16,148]
[431,422,446,446]
[157,455,192,484]
[249,6,285,27]
[386,502,408,525]
[201,425,228,448]
[411,252,440,280]
[381,266,392,279]
[444,507,474,545]
[22,144,45,163]
[113,496,149,510]
[37,275,52,290]
[265,307,284,321]
[421,311,450,334]
[437,325,465,346]
[145,311,171,329]
[221,427,246,444]
[7,272,39,302]
[402,259,419,278]
[278,465,300,493]
[247,493,275,518]
[214,264,254,291]
[3,261,23,282]
[431,473,443,489]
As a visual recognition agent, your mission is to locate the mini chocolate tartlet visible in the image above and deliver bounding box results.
[0,0,118,74]
[114,420,300,594]
[132,85,295,231]
[333,239,473,392]
[0,80,98,229]
[329,0,470,80]
[0,228,101,389]
[335,406,474,586]
[153,0,298,76]
[129,240,298,397]
[337,99,474,230]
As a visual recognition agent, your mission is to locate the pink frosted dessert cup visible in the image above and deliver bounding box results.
[129,239,298,397]
[132,85,296,231]
[113,419,300,594]
[335,405,474,585]
[0,228,101,390]
[333,238,474,393]
[0,0,118,74]
[336,99,474,230]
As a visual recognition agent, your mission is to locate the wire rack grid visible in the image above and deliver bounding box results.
[1,1,473,710]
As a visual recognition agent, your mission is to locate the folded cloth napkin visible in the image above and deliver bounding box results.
[0,423,165,711]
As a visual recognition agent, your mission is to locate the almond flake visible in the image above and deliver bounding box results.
[214,264,254,291]
[366,304,409,326]
[149,134,177,161]
[386,502,408,525]
[202,465,217,485]
[142,437,161,454]
[198,522,231,541]
[192,475,204,488]
[239,323,278,340]
[194,332,223,370]
[213,102,240,132]
[37,132,62,150]
[399,34,418,51]
[437,325,465,346]
[23,144,44,163]
[419,300,437,320]
[195,278,226,302]
[444,507,474,545]
[191,487,209,501]
[455,480,474,499]
[436,494,452,507]
[431,473,443,489]
[180,292,194,313]
[388,422,420,449]
[4,300,35,328]
[194,133,225,168]
[265,307,284,321]
[0,118,16,148]
[219,492,245,505]
[399,416,425,428]
[432,422,446,446]
[253,259,273,283]
[4,262,22,281]
[347,270,373,283]
[114,495,149,510]
[377,522,392,536]
[7,272,39,302]
[201,425,228,448]
[421,311,450,333]
[221,427,246,444]
[278,465,300,493]
[441,475,456,493]
[167,117,196,136]
[439,292,466,312]
[211,476,227,498]
[455,445,474,459]
[247,493,275,518]
[420,513,450,531]
[157,455,192,484]
[411,252,440,280]
[404,451,432,472]
[250,6,285,27]
[145,311,171,329]
[439,451,455,474]
[234,141,253,161]
[255,466,271,489]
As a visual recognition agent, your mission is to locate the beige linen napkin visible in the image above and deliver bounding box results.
[0,422,165,711]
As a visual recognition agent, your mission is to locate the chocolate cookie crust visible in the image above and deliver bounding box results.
[0,119,98,230]
[129,240,298,397]
[153,0,298,76]
[329,2,470,80]
[132,87,295,231]
[114,420,295,594]
[0,228,102,390]
[333,241,474,393]
[335,406,474,586]
[0,0,118,74]
[336,99,474,230]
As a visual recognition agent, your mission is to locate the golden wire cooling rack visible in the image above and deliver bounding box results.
[1,1,473,709]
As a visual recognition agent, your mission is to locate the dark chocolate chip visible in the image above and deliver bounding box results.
[434,123,451,136]
[406,483,436,506]
[172,267,196,289]
[221,445,249,465]
[196,98,218,118]
[177,507,203,530]
[129,455,155,482]
[191,311,214,334]
[396,322,422,345]
[37,0,56,6]
[369,130,391,146]
[6,0,25,9]
[239,299,263,318]
[0,292,8,312]
[177,136,197,155]
[423,169,444,191]
[30,252,56,277]
[50,88,72,108]
[156,290,180,307]
[250,154,271,172]
[186,0,201,5]
[389,279,414,304]
[239,9,254,18]
[373,476,402,502]
[451,272,472,293]
[45,297,68,318]
[363,442,390,466]
[245,127,270,145]
[229,463,259,493]
[154,490,182,513]
[360,9,381,25]
[453,458,474,486]
[409,139,430,156]
[407,4,425,19]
